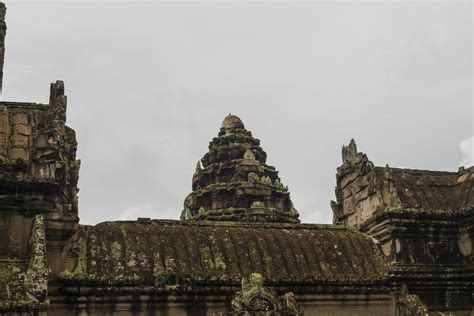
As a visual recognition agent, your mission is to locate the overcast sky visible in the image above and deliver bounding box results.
[2,1,472,225]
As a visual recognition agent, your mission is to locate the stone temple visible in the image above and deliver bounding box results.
[0,3,472,315]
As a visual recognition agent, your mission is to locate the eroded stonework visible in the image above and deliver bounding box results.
[332,139,473,313]
[181,114,299,223]
[232,273,303,314]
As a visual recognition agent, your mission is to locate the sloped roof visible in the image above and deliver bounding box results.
[64,220,389,284]
[379,166,473,211]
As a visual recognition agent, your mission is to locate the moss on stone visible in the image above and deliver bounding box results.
[0,216,49,312]
[23,215,48,304]
[60,220,390,286]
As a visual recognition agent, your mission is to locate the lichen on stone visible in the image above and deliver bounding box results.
[23,215,48,304]
[243,149,256,160]
[231,273,303,314]
[398,289,429,316]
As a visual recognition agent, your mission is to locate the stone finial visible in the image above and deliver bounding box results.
[221,114,244,130]
[337,139,373,179]
[384,164,393,180]
[183,208,193,220]
[49,80,67,122]
[195,160,201,174]
[49,80,65,103]
[342,138,358,164]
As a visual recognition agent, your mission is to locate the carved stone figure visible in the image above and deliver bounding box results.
[231,273,303,315]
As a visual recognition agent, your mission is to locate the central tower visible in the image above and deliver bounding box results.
[181,114,299,223]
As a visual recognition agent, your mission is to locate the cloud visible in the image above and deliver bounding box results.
[4,2,471,225]
[459,136,474,167]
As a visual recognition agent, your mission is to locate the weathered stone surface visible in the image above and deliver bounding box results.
[0,83,80,216]
[49,220,396,314]
[0,79,80,311]
[0,215,49,312]
[398,285,429,316]
[61,220,390,283]
[181,114,300,223]
[23,215,49,304]
[231,273,303,314]
[332,139,473,228]
[333,139,474,314]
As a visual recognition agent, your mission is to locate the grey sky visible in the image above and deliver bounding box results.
[2,1,472,225]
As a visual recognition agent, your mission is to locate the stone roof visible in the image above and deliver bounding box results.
[380,166,473,211]
[181,114,299,223]
[61,220,390,284]
[333,139,473,220]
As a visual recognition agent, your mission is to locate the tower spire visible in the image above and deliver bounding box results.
[181,114,299,223]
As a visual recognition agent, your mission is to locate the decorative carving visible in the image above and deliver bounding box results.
[231,273,303,314]
[243,149,255,160]
[183,208,193,220]
[282,292,304,314]
[181,115,299,223]
[251,201,265,209]
[332,139,375,225]
[338,138,374,179]
[23,215,48,303]
[398,285,429,316]
[248,172,260,183]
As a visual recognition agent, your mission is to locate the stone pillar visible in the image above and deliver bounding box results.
[0,2,6,94]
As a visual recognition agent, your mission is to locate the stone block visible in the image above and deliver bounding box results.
[8,147,29,160]
[11,112,28,125]
[14,124,31,136]
[0,108,9,134]
[0,131,7,151]
[10,134,29,148]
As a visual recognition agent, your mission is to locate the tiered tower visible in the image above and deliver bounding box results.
[181,114,299,223]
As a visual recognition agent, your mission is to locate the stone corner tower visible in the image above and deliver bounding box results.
[181,114,300,223]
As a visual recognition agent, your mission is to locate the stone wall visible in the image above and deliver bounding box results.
[0,82,80,277]
[331,139,393,227]
[46,292,396,316]
[332,140,474,314]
